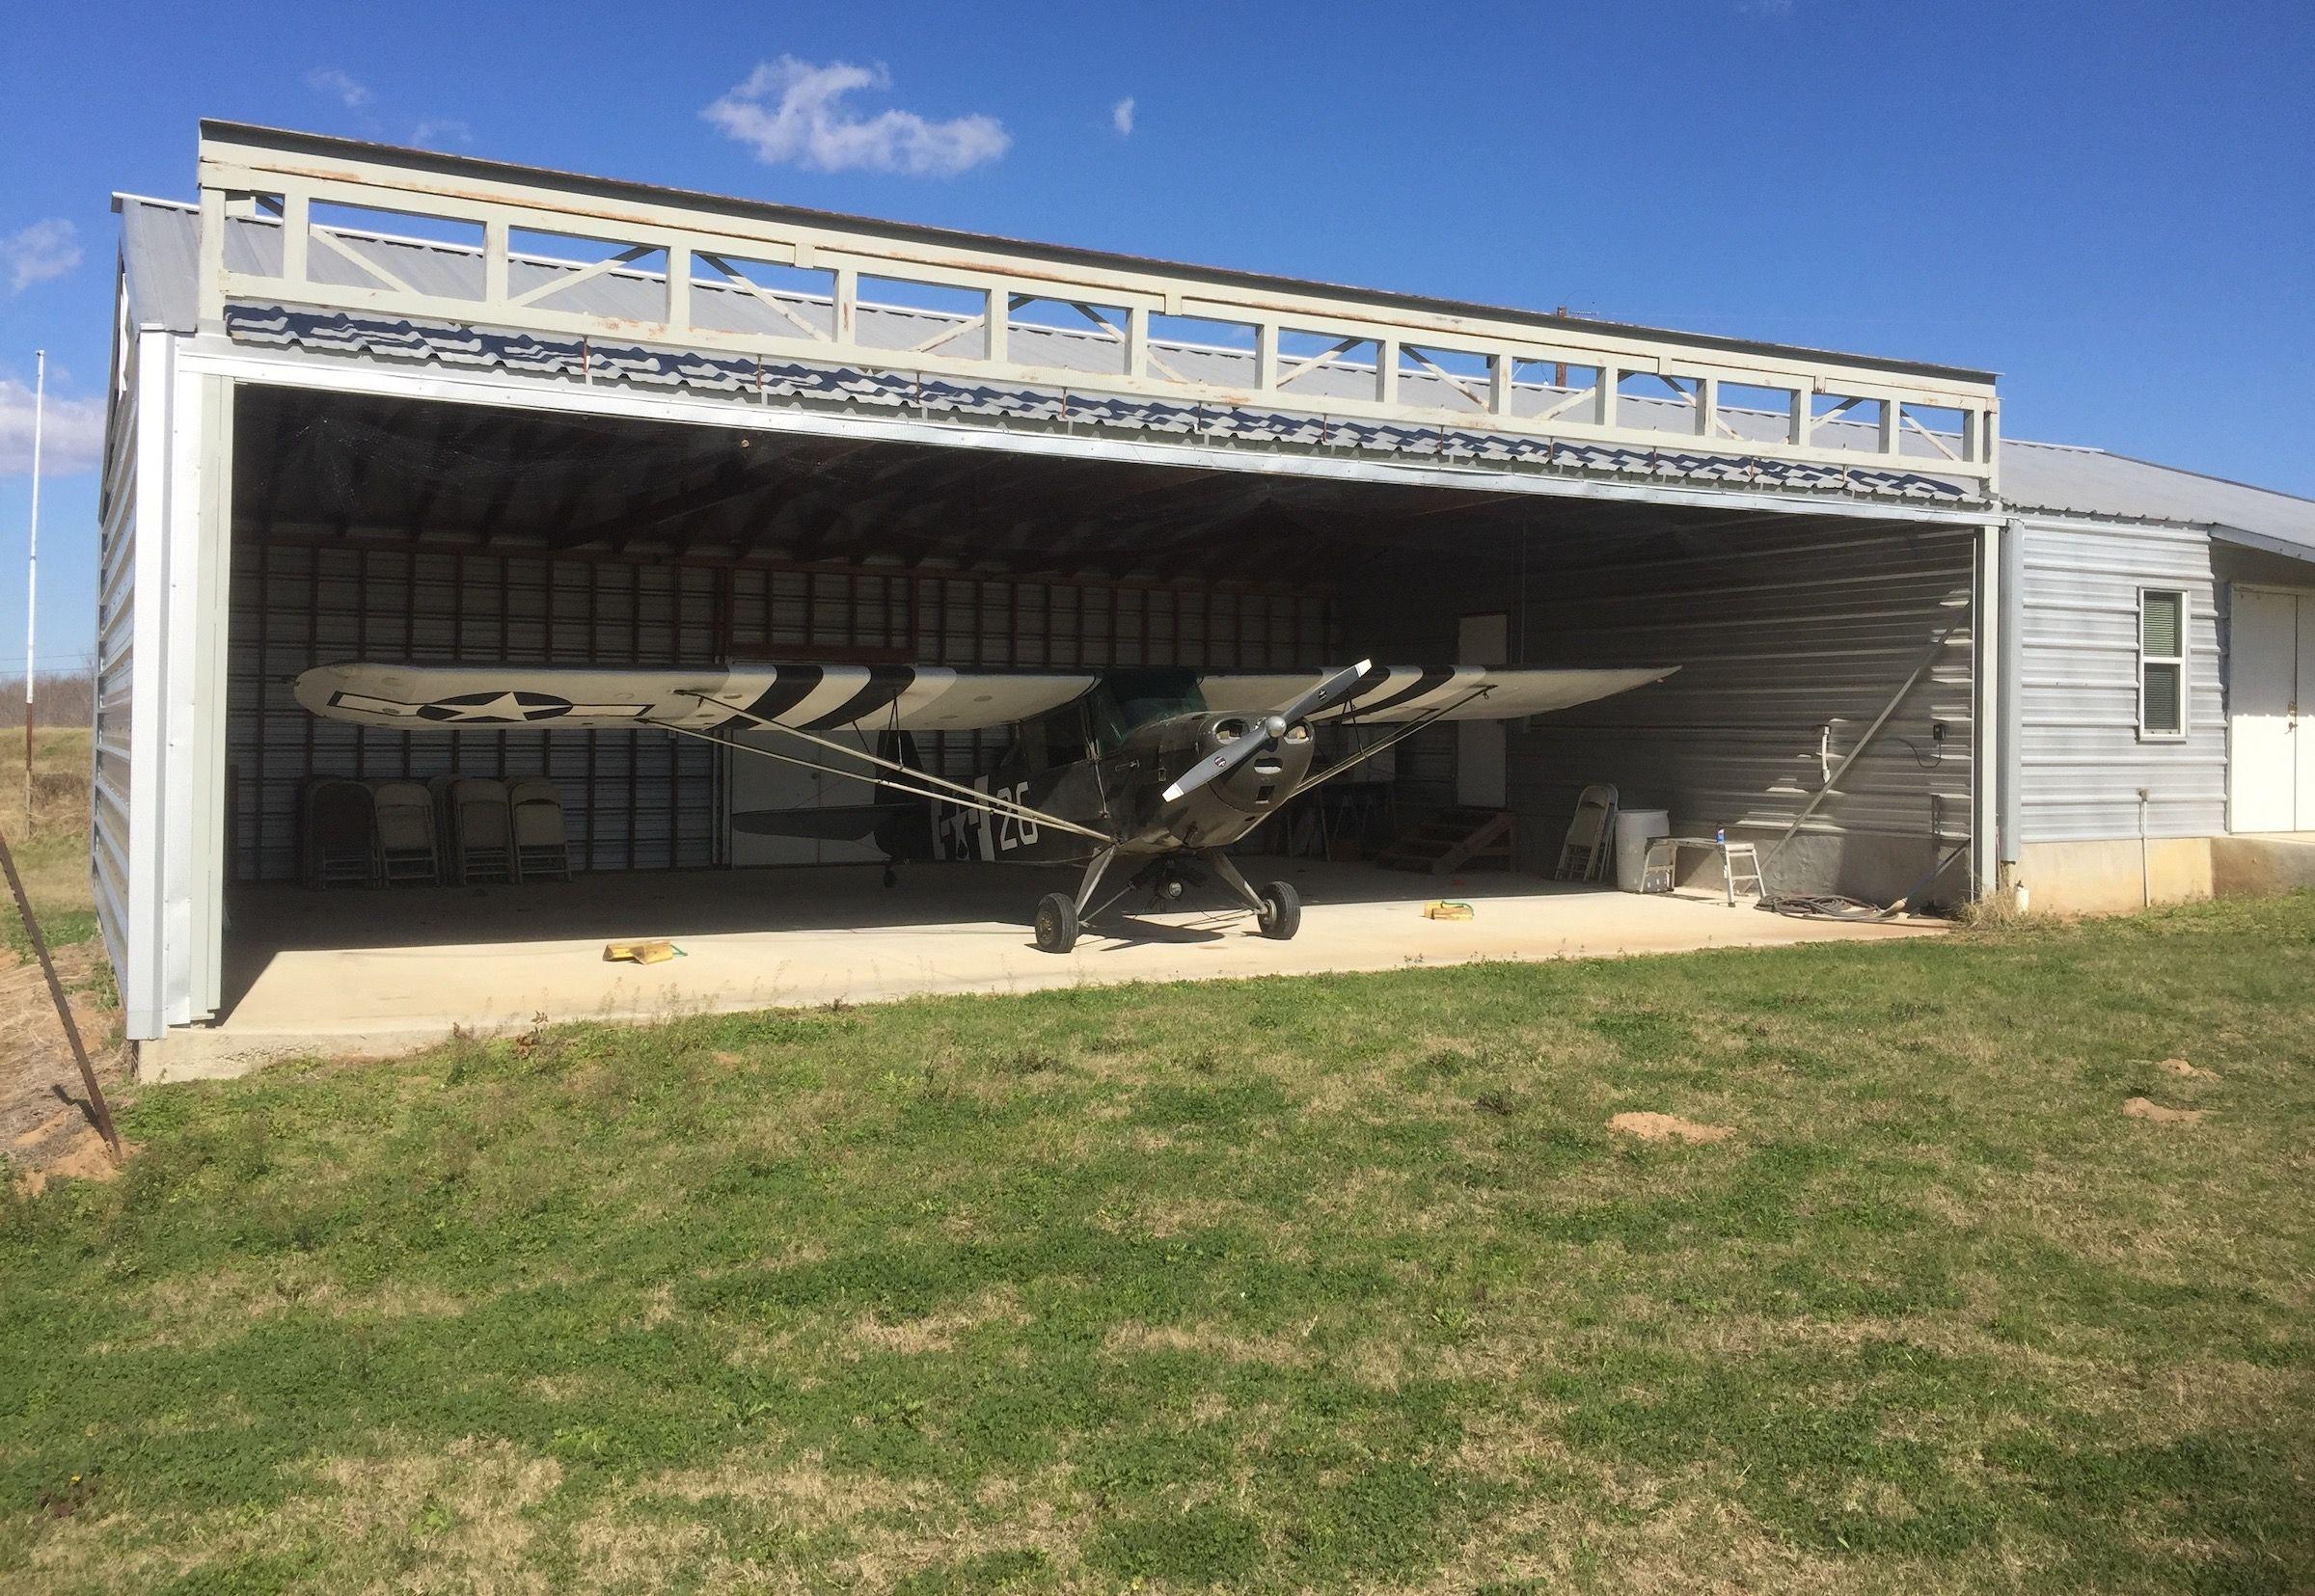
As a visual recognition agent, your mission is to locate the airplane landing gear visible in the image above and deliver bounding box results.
[1033,892,1080,954]
[1033,848,1116,954]
[1204,850,1304,941]
[1255,879,1302,940]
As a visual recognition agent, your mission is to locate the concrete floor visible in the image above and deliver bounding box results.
[146,861,1940,1080]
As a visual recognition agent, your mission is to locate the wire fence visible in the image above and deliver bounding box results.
[0,668,98,730]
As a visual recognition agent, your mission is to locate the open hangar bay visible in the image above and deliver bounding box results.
[95,122,2315,1073]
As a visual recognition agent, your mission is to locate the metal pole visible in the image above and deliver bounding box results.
[0,817,122,1162]
[23,349,42,804]
[1765,623,1961,865]
[2138,787,2152,908]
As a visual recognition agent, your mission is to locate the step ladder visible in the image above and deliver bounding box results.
[1640,835,1768,906]
[1375,807,1517,875]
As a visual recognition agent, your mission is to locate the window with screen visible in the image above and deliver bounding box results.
[2138,589,2186,739]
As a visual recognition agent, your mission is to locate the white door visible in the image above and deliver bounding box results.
[1457,612,1509,809]
[2228,588,2306,833]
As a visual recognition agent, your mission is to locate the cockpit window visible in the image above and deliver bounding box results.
[1011,700,1093,771]
[1088,667,1207,753]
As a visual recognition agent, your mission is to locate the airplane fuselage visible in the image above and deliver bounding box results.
[933,709,1317,866]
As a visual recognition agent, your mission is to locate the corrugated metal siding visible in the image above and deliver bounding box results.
[1511,522,1975,896]
[2016,519,2224,842]
[227,546,723,879]
[91,313,141,975]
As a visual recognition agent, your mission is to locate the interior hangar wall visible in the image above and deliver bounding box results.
[1344,517,1976,906]
[225,540,1330,881]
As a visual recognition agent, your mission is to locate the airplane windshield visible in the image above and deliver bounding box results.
[1088,667,1207,753]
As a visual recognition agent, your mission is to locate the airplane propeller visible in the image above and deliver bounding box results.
[1160,659,1373,804]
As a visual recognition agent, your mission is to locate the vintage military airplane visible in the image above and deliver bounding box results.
[294,657,1672,952]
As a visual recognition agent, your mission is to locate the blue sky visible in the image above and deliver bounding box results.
[3,0,2311,666]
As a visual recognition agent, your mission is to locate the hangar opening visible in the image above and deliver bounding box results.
[214,383,1974,1006]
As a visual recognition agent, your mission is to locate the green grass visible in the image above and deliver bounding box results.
[2,726,97,959]
[4,897,2311,1591]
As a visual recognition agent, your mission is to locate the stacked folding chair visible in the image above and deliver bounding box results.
[372,779,441,884]
[505,777,573,881]
[436,776,518,884]
[301,778,381,889]
[1554,784,1620,882]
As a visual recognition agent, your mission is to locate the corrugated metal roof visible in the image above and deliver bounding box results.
[2001,437,2315,557]
[114,195,199,330]
[222,302,1970,503]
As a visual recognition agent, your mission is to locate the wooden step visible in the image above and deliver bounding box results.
[1375,808,1518,875]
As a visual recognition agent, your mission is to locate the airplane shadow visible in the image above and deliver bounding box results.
[1080,913,1231,948]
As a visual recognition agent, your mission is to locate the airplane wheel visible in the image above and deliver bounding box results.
[1256,880,1302,940]
[1033,892,1080,954]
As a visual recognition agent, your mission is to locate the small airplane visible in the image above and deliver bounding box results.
[294,657,1673,952]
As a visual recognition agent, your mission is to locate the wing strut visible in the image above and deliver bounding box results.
[665,697,1114,846]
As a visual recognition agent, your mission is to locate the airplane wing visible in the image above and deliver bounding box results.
[1197,664,1675,722]
[293,662,1098,734]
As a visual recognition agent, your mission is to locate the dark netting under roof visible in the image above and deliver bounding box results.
[224,304,1975,507]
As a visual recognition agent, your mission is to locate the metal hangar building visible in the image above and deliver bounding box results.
[92,122,2315,1059]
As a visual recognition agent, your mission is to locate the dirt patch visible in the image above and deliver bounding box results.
[2156,1058,2213,1079]
[2,943,130,1187]
[2122,1097,2204,1124]
[1609,1111,1732,1145]
[10,1125,123,1197]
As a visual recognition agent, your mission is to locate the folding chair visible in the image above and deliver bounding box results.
[445,777,517,885]
[505,776,572,881]
[372,779,442,885]
[1554,784,1620,882]
[301,777,380,889]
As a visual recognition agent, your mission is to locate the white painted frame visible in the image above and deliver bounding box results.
[193,123,2001,492]
[2137,585,2190,742]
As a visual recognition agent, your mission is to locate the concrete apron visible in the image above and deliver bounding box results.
[146,862,1941,1081]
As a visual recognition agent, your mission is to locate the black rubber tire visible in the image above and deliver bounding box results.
[1256,880,1302,940]
[1033,891,1080,954]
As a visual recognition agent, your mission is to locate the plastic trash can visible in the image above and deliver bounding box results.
[1615,808,1672,892]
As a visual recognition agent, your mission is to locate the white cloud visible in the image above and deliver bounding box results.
[1111,96,1136,137]
[410,118,474,149]
[703,57,1010,176]
[0,377,105,478]
[305,68,374,109]
[4,219,82,294]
